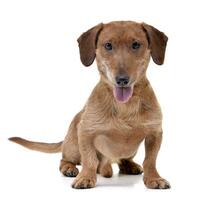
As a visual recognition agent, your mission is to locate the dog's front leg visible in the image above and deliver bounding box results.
[72,133,98,189]
[143,132,171,189]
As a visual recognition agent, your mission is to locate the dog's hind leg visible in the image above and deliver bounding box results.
[60,111,82,177]
[97,154,113,178]
[60,136,81,177]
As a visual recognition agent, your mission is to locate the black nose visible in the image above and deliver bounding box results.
[115,75,129,86]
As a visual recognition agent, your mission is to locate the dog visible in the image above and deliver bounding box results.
[9,21,170,189]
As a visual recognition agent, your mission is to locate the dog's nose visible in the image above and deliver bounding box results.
[115,75,129,86]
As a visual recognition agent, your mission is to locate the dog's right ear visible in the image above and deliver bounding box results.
[77,23,103,67]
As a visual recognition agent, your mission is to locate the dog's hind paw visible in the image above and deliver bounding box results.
[60,160,79,177]
[63,167,79,177]
[119,160,143,175]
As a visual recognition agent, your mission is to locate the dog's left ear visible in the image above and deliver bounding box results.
[142,23,168,65]
[77,23,103,67]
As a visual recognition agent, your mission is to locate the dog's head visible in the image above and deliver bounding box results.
[77,21,168,103]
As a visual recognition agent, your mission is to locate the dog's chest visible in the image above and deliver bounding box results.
[83,101,161,134]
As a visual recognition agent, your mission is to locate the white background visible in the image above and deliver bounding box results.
[0,0,200,199]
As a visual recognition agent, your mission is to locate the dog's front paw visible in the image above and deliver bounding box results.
[144,177,171,189]
[72,175,96,189]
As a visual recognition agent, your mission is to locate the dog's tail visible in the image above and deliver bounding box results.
[9,137,62,153]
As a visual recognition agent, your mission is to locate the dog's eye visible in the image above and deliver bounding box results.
[104,43,112,51]
[132,41,140,50]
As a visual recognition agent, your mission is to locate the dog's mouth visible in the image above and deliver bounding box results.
[113,86,133,103]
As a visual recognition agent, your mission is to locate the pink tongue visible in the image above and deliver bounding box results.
[114,86,133,103]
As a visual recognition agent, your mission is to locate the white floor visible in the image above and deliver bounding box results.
[1,136,199,200]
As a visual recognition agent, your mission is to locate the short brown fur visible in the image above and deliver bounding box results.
[9,21,170,189]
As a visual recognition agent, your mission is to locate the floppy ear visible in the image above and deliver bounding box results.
[142,23,168,65]
[77,23,103,66]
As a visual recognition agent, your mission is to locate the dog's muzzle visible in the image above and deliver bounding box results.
[114,75,133,103]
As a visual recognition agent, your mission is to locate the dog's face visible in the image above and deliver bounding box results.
[78,21,168,103]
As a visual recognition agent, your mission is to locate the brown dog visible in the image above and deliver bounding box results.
[9,21,170,189]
